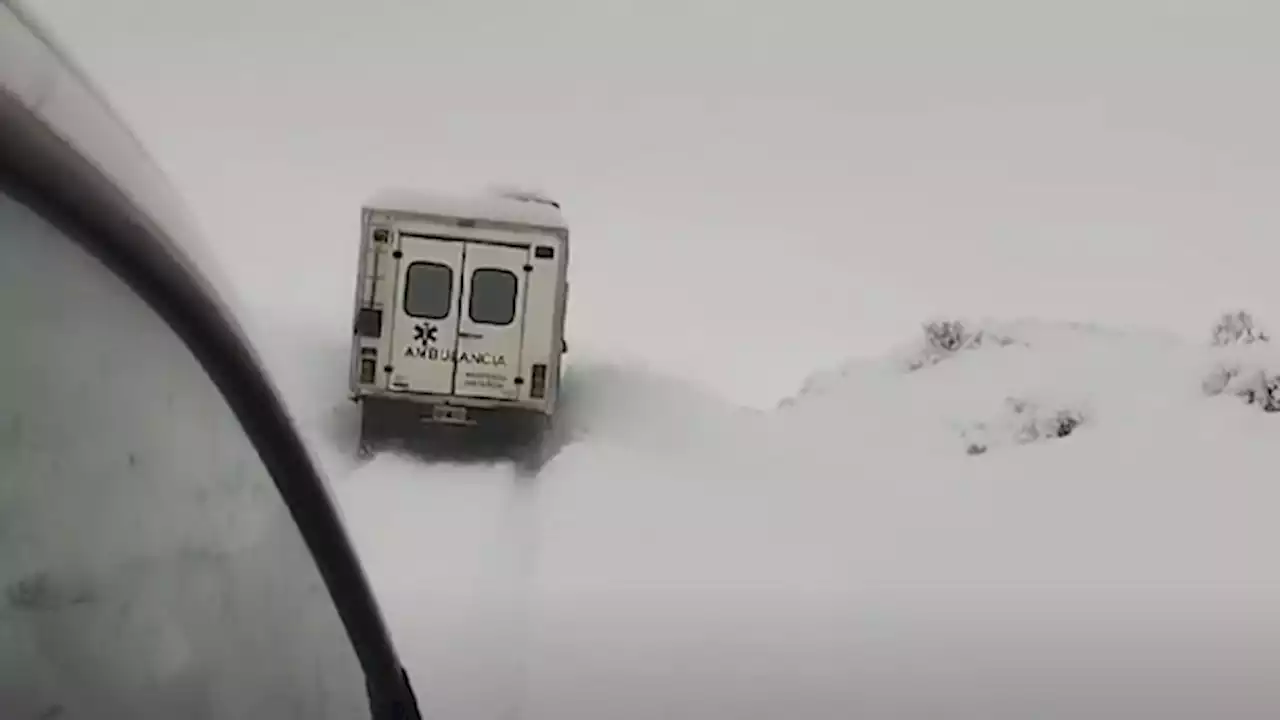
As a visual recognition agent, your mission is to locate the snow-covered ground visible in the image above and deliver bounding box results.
[251,308,1280,719]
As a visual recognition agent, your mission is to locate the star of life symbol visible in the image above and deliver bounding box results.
[414,322,438,347]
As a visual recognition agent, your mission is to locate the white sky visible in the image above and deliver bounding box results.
[28,0,1280,407]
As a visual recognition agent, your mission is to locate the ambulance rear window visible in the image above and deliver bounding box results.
[468,268,518,325]
[403,262,453,319]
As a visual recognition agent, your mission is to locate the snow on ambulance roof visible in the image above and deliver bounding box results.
[365,186,568,231]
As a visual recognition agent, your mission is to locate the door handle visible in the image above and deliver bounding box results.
[459,331,482,339]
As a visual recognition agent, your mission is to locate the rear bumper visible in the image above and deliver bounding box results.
[353,390,551,427]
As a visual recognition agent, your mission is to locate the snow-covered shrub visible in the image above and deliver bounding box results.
[1210,310,1269,346]
[905,318,1021,371]
[1203,312,1279,412]
[924,319,968,353]
[1202,363,1280,413]
[960,396,1087,456]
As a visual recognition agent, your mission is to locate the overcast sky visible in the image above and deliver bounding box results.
[28,0,1280,406]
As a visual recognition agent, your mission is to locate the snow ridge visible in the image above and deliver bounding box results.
[256,307,1280,719]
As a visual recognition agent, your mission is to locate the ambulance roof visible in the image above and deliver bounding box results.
[365,186,568,231]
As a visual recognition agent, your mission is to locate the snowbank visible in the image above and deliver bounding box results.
[281,311,1280,719]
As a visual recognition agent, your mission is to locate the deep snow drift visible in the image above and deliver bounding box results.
[258,311,1280,720]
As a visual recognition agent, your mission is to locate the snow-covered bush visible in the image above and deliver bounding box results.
[961,396,1086,456]
[1202,311,1279,412]
[1202,363,1280,413]
[924,319,968,353]
[1210,310,1269,346]
[905,318,1021,371]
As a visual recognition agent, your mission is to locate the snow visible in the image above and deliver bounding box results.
[249,310,1280,719]
[366,185,569,231]
[25,0,1280,715]
[0,2,237,310]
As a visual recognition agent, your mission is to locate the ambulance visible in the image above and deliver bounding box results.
[348,187,570,465]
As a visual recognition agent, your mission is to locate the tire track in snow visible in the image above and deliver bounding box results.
[326,451,546,720]
[476,468,542,720]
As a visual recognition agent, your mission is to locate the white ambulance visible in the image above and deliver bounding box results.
[347,187,570,462]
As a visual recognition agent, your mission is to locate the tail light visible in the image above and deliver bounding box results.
[530,363,548,398]
[359,347,378,384]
